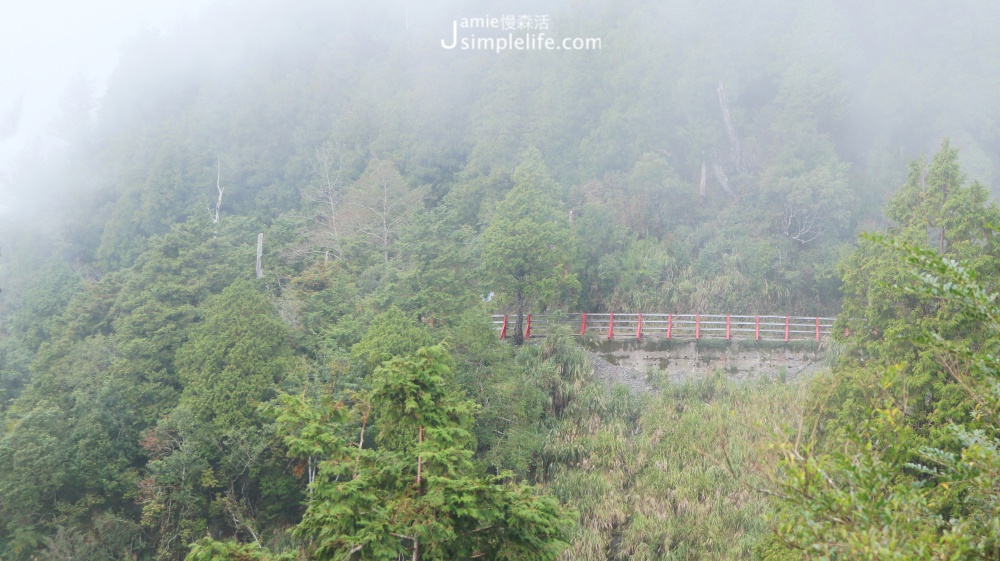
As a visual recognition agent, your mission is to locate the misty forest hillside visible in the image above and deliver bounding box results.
[4,0,1000,559]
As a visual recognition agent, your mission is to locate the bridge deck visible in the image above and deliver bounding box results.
[491,313,836,342]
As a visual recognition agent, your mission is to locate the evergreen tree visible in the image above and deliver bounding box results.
[348,305,434,381]
[481,150,579,343]
[188,344,573,560]
[177,279,296,431]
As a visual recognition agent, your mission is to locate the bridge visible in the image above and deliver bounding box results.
[491,313,837,342]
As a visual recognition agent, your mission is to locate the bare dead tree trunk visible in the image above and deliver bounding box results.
[354,405,369,479]
[256,233,263,279]
[416,426,423,487]
[699,156,707,197]
[712,157,733,196]
[214,157,224,224]
[307,142,347,260]
[937,166,947,253]
[224,489,261,546]
[717,82,745,173]
[782,205,824,244]
[414,425,423,561]
[381,177,390,262]
[307,455,315,500]
[349,161,424,263]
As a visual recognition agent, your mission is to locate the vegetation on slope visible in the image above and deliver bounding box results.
[3,0,1000,559]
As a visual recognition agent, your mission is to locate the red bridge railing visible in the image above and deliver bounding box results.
[490,313,836,342]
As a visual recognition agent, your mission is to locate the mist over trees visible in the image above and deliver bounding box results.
[3,0,1000,559]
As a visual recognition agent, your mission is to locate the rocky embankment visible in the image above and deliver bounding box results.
[587,340,827,392]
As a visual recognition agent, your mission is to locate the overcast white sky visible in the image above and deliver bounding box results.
[0,0,216,185]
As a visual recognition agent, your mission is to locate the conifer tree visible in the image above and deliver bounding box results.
[481,150,579,344]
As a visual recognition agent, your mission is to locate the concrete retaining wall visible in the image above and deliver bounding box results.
[590,338,826,382]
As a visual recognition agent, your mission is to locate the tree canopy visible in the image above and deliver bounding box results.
[4,0,1000,559]
[481,150,579,343]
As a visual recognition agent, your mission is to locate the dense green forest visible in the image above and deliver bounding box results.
[4,0,1000,558]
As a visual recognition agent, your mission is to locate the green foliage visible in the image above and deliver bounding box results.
[9,256,81,353]
[137,408,215,560]
[284,261,363,362]
[481,149,580,342]
[596,237,675,312]
[0,404,70,551]
[177,279,296,430]
[348,305,434,381]
[368,344,476,452]
[0,336,32,411]
[770,407,977,558]
[885,139,996,251]
[518,329,591,419]
[545,373,801,560]
[390,208,481,325]
[0,255,80,407]
[0,333,148,559]
[766,238,1000,558]
[136,278,302,559]
[758,146,1000,557]
[11,1,1000,558]
[443,166,513,228]
[30,514,144,561]
[263,344,574,560]
[186,538,288,561]
[139,406,297,559]
[340,158,426,262]
[835,141,1000,451]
